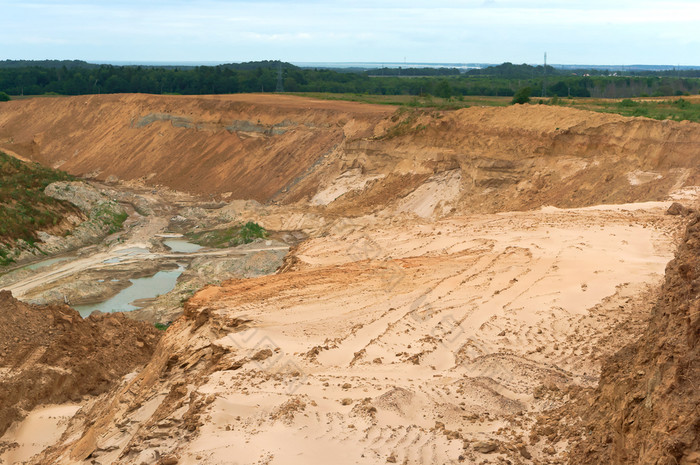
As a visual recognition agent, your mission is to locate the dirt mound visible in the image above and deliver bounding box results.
[563,212,700,465]
[1,95,699,215]
[0,290,161,437]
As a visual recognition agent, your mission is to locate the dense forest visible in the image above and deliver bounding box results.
[1,60,699,99]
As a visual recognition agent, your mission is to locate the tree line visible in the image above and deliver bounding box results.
[1,60,698,99]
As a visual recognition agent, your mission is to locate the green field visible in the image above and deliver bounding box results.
[294,92,700,123]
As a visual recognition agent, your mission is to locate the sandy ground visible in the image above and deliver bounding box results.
[63,201,682,465]
[0,404,81,464]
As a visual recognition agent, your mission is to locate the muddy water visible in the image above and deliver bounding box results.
[39,239,201,318]
[163,239,202,253]
[24,256,75,270]
[74,266,184,317]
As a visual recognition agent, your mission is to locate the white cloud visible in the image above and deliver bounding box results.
[0,0,698,64]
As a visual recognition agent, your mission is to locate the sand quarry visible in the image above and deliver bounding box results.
[0,94,698,464]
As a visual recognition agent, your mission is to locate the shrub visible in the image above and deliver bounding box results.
[673,98,690,109]
[511,87,531,105]
[239,221,267,244]
[186,221,267,248]
[0,92,10,102]
[0,246,14,266]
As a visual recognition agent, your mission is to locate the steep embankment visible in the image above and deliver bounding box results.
[0,94,391,202]
[1,95,699,215]
[566,211,699,465]
[300,105,700,215]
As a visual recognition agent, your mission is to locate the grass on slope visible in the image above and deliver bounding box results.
[292,92,700,123]
[582,97,700,122]
[288,92,510,110]
[0,151,77,264]
[89,202,128,235]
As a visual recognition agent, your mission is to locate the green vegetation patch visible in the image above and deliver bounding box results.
[89,203,128,234]
[0,247,13,267]
[186,221,267,248]
[0,151,77,263]
[548,97,700,122]
[4,59,700,122]
[4,60,700,101]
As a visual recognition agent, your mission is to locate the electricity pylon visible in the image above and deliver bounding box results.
[275,63,284,93]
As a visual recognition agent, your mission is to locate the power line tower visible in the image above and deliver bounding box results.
[275,62,284,93]
[542,52,547,98]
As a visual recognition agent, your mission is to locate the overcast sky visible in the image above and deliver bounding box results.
[1,0,698,65]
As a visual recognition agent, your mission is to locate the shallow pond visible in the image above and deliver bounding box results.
[74,266,183,317]
[163,239,203,253]
[24,256,75,271]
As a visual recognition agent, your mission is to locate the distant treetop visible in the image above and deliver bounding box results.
[219,60,298,71]
[465,62,559,79]
[0,59,96,69]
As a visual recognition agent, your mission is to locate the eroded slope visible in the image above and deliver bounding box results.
[1,95,699,215]
[1,96,698,464]
[0,94,390,202]
[566,212,699,465]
